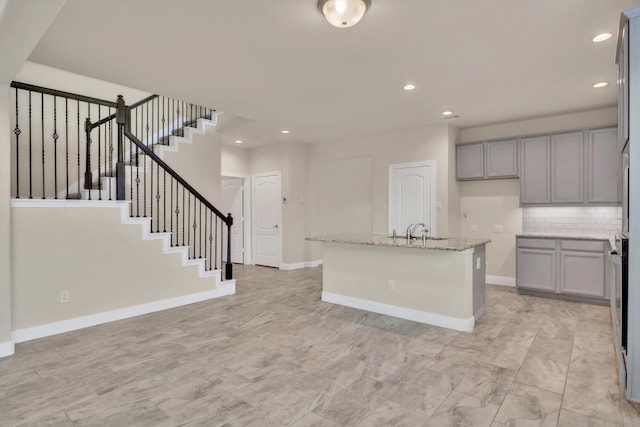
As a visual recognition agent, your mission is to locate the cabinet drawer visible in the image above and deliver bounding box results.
[517,238,557,250]
[560,240,606,252]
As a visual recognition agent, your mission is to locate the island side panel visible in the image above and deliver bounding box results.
[321,242,475,331]
[472,244,486,319]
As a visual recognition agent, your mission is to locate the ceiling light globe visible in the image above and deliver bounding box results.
[593,82,608,88]
[318,0,371,28]
[592,33,612,43]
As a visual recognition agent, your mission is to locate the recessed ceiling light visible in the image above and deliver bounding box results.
[234,140,243,144]
[592,82,609,88]
[403,84,416,91]
[281,130,290,134]
[441,110,454,116]
[592,33,612,43]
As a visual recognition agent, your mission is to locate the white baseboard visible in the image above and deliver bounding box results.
[322,291,474,332]
[486,275,515,287]
[280,259,323,270]
[0,341,15,358]
[12,284,235,344]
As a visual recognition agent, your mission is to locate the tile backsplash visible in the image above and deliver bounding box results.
[522,206,622,235]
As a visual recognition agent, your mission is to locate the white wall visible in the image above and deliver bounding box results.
[15,61,151,105]
[457,107,617,281]
[11,204,220,331]
[221,144,250,175]
[0,84,12,352]
[306,123,456,261]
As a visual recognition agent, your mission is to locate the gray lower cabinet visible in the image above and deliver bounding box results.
[516,237,608,303]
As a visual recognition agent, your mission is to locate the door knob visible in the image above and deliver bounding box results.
[273,225,279,229]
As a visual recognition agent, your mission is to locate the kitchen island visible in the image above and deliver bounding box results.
[307,233,490,332]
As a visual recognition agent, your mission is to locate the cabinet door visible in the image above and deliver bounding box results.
[559,251,605,297]
[516,248,556,291]
[551,132,583,204]
[486,139,518,178]
[520,137,550,204]
[456,144,484,180]
[587,128,620,204]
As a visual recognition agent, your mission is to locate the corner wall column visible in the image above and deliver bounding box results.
[0,83,15,356]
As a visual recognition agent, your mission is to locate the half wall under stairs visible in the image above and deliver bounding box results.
[9,199,235,347]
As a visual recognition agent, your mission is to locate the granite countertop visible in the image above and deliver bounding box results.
[516,232,613,241]
[306,233,491,251]
[517,232,616,249]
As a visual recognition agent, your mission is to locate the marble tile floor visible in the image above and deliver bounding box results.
[1,265,640,426]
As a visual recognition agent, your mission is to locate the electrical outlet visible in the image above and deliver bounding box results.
[387,280,395,291]
[60,290,69,303]
[470,224,479,232]
[476,257,481,270]
[463,212,469,222]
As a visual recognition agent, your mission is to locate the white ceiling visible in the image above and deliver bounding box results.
[28,0,640,147]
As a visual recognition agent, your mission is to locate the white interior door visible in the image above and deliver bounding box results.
[221,177,244,264]
[389,161,436,236]
[253,172,282,268]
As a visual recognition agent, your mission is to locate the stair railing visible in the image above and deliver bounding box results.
[10,81,232,280]
[115,96,233,280]
[10,81,117,199]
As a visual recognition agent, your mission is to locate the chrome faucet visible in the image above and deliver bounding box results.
[405,223,429,241]
[411,222,429,238]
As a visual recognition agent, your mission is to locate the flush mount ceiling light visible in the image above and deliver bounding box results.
[234,140,243,144]
[318,0,371,28]
[592,33,612,42]
[281,130,290,134]
[593,82,609,88]
[403,84,416,91]
[441,110,454,116]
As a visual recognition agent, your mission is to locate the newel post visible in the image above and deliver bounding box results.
[115,95,126,200]
[225,213,233,280]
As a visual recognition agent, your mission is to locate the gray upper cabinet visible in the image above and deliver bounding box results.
[456,139,518,180]
[486,139,518,178]
[519,127,619,206]
[551,132,583,204]
[456,143,484,180]
[520,136,551,204]
[587,128,620,204]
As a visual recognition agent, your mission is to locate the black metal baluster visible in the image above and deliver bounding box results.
[135,107,140,216]
[41,93,45,198]
[199,201,203,258]
[27,91,33,198]
[108,114,113,200]
[14,88,20,198]
[155,148,160,232]
[204,209,208,268]
[193,198,197,259]
[215,217,218,269]
[170,177,174,243]
[65,98,69,199]
[87,103,91,200]
[182,186,186,246]
[53,96,59,198]
[144,103,148,216]
[129,137,133,216]
[187,193,191,257]
[209,212,213,270]
[163,169,167,231]
[175,179,179,246]
[97,105,102,200]
[76,100,80,197]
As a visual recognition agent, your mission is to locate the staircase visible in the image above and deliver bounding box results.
[10,81,234,284]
